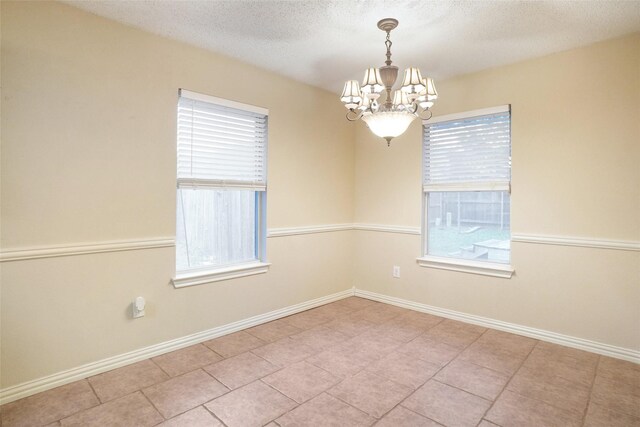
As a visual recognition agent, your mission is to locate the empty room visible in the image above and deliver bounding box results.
[1,1,639,426]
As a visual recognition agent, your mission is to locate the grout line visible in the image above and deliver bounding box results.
[50,380,103,425]
[581,355,601,426]
[147,357,166,373]
[477,419,502,427]
[453,328,531,379]
[324,390,375,418]
[84,378,103,405]
[431,377,494,402]
[342,369,416,421]
[394,405,446,426]
[477,336,539,425]
[148,356,173,378]
[332,320,475,423]
[138,388,168,421]
[193,367,252,407]
[377,324,489,423]
[256,378,300,424]
[201,403,230,427]
[156,370,239,424]
[204,345,226,361]
[257,377,294,400]
[375,323,489,423]
[304,357,346,381]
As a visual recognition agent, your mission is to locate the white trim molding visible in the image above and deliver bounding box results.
[1,227,636,262]
[179,88,268,116]
[423,182,510,193]
[268,223,422,236]
[172,262,271,288]
[512,234,640,252]
[424,104,510,125]
[0,238,175,263]
[417,256,514,279]
[267,224,353,237]
[352,224,638,252]
[0,288,355,405]
[353,223,421,235]
[354,288,640,364]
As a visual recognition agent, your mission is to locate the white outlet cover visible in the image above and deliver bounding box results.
[393,266,400,278]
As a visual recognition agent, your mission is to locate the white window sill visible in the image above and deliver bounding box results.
[416,256,514,279]
[172,262,271,288]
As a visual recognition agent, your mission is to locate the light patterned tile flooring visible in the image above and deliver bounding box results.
[2,297,639,427]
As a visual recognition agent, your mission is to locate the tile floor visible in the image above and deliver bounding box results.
[2,297,639,427]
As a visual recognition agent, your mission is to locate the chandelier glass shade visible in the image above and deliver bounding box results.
[340,18,437,145]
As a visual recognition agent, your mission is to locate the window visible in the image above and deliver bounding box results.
[172,89,269,288]
[418,105,513,278]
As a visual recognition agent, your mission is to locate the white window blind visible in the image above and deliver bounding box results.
[175,90,268,277]
[423,107,511,192]
[177,89,268,190]
[421,105,512,269]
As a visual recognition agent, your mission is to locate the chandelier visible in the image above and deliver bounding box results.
[340,18,438,146]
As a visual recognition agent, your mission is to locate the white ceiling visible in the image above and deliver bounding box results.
[65,0,640,93]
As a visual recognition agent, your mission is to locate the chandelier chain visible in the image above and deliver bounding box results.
[384,31,393,66]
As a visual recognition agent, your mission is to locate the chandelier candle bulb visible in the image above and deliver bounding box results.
[392,90,410,109]
[362,67,384,97]
[359,95,372,112]
[339,18,437,145]
[340,80,363,109]
[417,77,438,109]
[419,100,434,110]
[424,77,438,101]
[401,67,426,100]
[401,67,424,87]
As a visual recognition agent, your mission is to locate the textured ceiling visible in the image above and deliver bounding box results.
[65,0,640,93]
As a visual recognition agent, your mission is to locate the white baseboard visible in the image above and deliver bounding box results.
[4,286,637,405]
[0,288,355,405]
[354,288,640,364]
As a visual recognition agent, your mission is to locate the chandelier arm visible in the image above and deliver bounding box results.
[346,109,363,121]
[416,108,433,120]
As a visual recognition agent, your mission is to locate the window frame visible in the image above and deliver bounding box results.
[172,90,270,288]
[417,105,514,279]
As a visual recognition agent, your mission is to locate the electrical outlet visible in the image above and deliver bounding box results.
[393,265,400,278]
[132,297,146,318]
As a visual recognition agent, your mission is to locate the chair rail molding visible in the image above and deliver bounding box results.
[267,223,353,237]
[1,226,637,262]
[511,233,639,252]
[0,238,176,262]
[352,223,421,235]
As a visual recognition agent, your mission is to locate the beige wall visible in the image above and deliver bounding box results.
[0,1,354,388]
[353,34,640,351]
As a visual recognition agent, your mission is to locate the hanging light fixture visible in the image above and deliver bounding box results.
[340,18,438,146]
